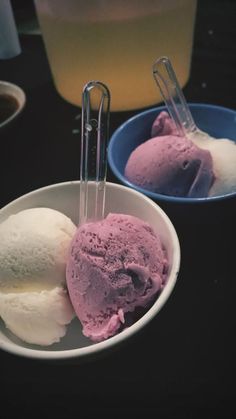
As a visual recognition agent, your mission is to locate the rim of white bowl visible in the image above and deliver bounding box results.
[0,181,180,360]
[0,80,26,129]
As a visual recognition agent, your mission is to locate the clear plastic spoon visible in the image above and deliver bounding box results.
[79,81,110,225]
[152,56,210,140]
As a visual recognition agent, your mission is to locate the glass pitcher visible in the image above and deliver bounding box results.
[34,0,197,111]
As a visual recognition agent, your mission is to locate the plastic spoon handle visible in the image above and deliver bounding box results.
[153,56,197,136]
[80,81,110,225]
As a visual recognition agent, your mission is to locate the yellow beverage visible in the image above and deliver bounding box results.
[35,0,197,111]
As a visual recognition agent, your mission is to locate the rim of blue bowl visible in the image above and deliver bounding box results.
[108,103,236,204]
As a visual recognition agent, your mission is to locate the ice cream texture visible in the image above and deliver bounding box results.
[0,287,74,345]
[125,111,236,198]
[66,213,168,342]
[0,208,76,345]
[125,112,215,197]
[188,130,236,197]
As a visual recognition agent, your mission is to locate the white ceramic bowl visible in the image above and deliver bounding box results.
[0,181,180,361]
[0,80,26,129]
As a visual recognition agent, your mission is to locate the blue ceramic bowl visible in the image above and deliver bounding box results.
[108,104,236,205]
[108,104,236,226]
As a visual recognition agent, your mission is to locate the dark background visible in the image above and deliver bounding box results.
[0,1,236,418]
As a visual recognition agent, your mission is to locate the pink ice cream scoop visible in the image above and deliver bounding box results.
[125,112,215,198]
[66,213,168,342]
[151,111,179,137]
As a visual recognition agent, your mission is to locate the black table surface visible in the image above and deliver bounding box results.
[1,1,236,418]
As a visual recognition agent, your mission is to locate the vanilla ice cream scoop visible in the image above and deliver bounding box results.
[188,132,236,196]
[0,287,74,345]
[0,207,76,345]
[0,207,76,292]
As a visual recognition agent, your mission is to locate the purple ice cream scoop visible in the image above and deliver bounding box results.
[151,111,179,137]
[66,213,168,342]
[125,112,215,198]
